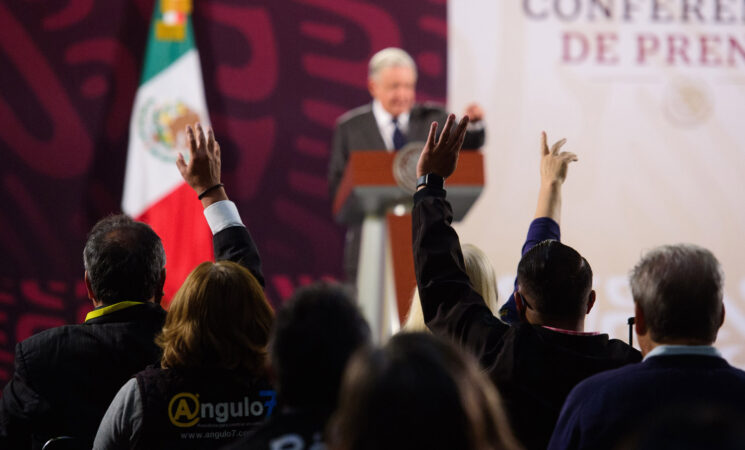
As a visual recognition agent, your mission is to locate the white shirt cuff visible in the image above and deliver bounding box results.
[203,200,244,235]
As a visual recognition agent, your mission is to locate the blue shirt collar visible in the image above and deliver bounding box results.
[644,344,721,361]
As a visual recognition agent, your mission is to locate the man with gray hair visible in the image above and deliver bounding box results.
[328,47,486,280]
[549,244,745,450]
[328,47,485,199]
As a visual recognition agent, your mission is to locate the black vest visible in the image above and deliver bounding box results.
[134,365,275,449]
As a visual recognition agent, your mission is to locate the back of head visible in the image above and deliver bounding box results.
[404,243,498,332]
[330,333,518,450]
[517,239,593,319]
[159,261,274,373]
[83,214,166,304]
[630,244,724,343]
[368,47,417,80]
[271,282,370,410]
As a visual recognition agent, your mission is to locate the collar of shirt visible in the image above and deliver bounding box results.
[372,100,410,151]
[85,301,147,322]
[541,325,600,336]
[644,344,722,361]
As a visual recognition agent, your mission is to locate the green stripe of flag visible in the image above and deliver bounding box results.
[140,0,196,85]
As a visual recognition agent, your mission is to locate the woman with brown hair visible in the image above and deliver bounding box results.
[94,260,275,450]
[328,332,521,450]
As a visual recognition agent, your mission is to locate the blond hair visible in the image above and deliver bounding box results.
[158,261,274,373]
[403,243,498,332]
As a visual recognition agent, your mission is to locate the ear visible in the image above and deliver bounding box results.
[719,304,726,329]
[367,77,377,98]
[84,271,95,301]
[585,290,596,315]
[85,271,101,308]
[153,269,167,304]
[634,302,647,336]
[514,291,525,314]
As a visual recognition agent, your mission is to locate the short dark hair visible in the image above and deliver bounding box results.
[630,244,723,343]
[270,282,370,409]
[83,214,166,304]
[517,240,593,318]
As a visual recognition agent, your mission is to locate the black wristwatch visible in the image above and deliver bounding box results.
[416,173,445,190]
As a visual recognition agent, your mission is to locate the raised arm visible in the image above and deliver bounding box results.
[177,124,265,286]
[413,115,508,351]
[499,132,577,323]
[534,131,577,224]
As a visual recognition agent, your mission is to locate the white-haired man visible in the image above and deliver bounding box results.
[328,47,485,279]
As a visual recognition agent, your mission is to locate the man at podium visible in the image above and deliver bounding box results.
[328,47,486,280]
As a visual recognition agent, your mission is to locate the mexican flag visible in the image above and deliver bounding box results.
[122,0,212,306]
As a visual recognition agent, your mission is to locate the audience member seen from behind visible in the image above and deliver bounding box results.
[328,333,521,450]
[498,132,571,324]
[549,244,745,450]
[403,243,499,331]
[411,116,641,449]
[94,260,275,449]
[94,124,275,449]
[0,214,167,450]
[224,282,371,449]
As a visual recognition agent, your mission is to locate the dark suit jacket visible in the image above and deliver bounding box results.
[327,102,485,200]
[0,225,263,450]
[549,353,745,450]
[412,188,641,450]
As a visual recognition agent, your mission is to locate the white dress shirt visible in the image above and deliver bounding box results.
[372,100,410,151]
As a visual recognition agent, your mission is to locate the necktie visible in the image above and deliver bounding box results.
[392,117,406,150]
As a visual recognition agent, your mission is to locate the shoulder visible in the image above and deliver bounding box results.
[606,338,643,362]
[571,361,643,399]
[336,104,373,127]
[411,102,447,118]
[16,323,85,360]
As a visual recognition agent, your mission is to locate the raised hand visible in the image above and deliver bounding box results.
[540,131,577,186]
[177,123,226,206]
[177,123,221,192]
[535,131,577,222]
[463,103,484,123]
[416,114,470,179]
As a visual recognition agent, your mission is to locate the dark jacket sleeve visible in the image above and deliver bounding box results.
[213,226,265,288]
[0,343,44,449]
[412,188,508,354]
[327,120,348,201]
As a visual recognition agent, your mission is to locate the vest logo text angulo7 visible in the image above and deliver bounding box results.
[168,390,276,427]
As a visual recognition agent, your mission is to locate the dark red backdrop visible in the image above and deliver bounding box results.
[0,0,447,385]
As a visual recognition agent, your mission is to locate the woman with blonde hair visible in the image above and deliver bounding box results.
[94,260,275,450]
[403,243,499,332]
[328,332,521,450]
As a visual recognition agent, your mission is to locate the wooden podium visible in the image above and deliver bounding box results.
[333,150,484,342]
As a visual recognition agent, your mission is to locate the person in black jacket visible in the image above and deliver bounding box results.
[411,115,641,450]
[224,282,370,450]
[0,124,264,450]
